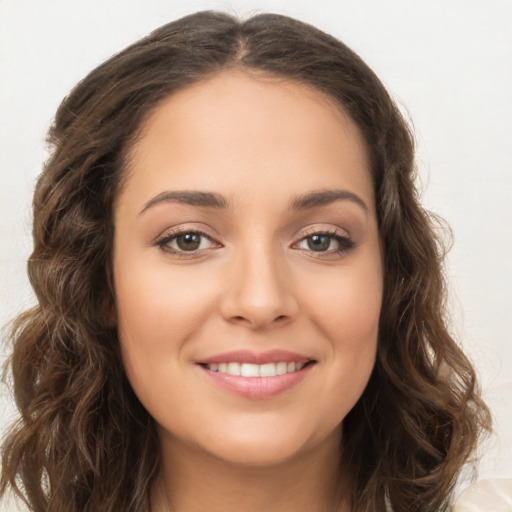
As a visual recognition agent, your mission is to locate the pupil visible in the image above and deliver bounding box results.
[308,235,330,251]
[177,233,201,251]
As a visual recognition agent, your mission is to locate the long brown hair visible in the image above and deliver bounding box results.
[1,11,491,512]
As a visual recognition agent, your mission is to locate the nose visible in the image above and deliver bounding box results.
[219,244,299,330]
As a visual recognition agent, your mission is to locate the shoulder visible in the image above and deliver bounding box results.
[452,479,512,511]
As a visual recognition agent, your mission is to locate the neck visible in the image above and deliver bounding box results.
[152,429,351,512]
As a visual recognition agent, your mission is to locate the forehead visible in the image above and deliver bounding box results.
[120,70,374,213]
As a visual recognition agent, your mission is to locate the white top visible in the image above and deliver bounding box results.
[453,479,512,512]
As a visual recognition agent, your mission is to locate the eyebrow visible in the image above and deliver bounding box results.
[290,189,369,214]
[139,188,368,215]
[140,190,229,214]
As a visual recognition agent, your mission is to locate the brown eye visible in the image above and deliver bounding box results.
[176,233,202,251]
[157,230,219,255]
[307,235,331,252]
[294,231,355,256]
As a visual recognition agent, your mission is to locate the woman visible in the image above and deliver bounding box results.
[0,11,491,512]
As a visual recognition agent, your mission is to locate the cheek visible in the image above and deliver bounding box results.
[113,258,220,378]
[307,258,382,348]
[332,277,381,350]
[302,253,382,403]
[327,289,380,382]
[113,263,222,427]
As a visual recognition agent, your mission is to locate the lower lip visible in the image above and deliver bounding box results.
[199,363,314,399]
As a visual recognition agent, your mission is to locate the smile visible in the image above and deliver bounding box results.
[204,361,307,377]
[197,350,316,399]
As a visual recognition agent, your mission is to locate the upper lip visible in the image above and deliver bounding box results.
[197,350,314,365]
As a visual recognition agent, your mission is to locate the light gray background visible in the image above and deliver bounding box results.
[1,0,511,508]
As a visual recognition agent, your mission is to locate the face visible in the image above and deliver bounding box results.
[113,71,383,467]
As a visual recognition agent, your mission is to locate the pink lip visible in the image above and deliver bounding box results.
[197,349,312,365]
[197,350,315,399]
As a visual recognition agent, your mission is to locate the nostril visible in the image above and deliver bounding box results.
[229,314,288,326]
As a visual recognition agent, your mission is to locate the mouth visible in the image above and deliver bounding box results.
[196,350,316,399]
[200,360,311,377]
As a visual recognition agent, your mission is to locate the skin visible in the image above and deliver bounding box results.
[113,70,383,512]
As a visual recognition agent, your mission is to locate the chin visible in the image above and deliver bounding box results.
[188,416,340,468]
[203,438,309,468]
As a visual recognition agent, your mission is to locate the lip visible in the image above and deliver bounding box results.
[197,349,312,365]
[197,350,315,399]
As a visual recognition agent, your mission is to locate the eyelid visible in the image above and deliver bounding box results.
[297,225,349,239]
[152,224,354,258]
[291,226,355,256]
[151,222,220,244]
[154,225,222,256]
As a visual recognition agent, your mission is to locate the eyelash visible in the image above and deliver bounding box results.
[155,228,355,258]
[294,229,355,256]
[156,229,219,257]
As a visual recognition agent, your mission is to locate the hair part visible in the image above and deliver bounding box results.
[1,11,491,512]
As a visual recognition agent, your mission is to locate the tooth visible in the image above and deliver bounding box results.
[227,362,241,376]
[276,362,288,375]
[209,361,307,377]
[259,363,277,377]
[240,363,259,377]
